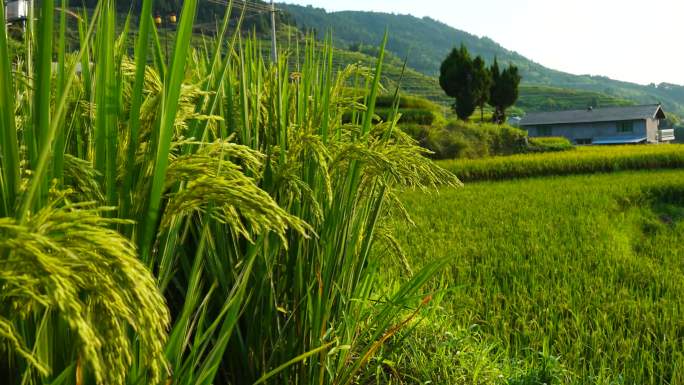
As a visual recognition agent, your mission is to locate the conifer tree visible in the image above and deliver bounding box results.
[439,45,476,120]
[490,59,521,124]
[472,56,492,122]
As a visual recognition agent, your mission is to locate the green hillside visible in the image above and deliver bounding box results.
[326,46,630,114]
[280,3,684,117]
[333,50,633,114]
[280,3,530,77]
[328,46,452,105]
[516,85,635,112]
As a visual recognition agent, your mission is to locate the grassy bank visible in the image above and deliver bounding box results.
[440,144,684,181]
[389,170,684,384]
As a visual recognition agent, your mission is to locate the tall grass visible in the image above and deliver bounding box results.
[441,144,684,181]
[0,2,456,384]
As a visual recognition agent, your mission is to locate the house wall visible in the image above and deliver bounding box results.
[524,119,647,144]
[645,117,659,143]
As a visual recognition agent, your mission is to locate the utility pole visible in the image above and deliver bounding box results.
[269,0,277,63]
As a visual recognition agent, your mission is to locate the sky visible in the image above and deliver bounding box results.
[282,0,684,86]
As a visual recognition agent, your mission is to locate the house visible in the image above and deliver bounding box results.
[520,104,674,145]
[4,0,29,23]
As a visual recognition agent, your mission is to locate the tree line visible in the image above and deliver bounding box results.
[439,44,520,123]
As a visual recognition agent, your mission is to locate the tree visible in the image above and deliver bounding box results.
[489,59,521,124]
[439,45,476,120]
[489,59,502,122]
[589,96,599,109]
[472,56,492,122]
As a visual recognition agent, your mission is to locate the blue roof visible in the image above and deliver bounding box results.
[592,136,647,145]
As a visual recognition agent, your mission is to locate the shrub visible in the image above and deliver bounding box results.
[373,94,447,126]
[527,136,574,153]
[445,120,528,158]
[375,94,440,109]
[376,107,437,125]
[400,124,464,159]
[343,108,440,126]
[675,127,684,143]
[400,120,528,160]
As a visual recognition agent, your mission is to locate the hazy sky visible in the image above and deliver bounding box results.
[283,0,684,86]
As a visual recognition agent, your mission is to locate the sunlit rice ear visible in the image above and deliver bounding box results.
[0,191,169,384]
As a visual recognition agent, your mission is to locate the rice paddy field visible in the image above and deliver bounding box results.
[389,169,684,384]
[441,144,684,181]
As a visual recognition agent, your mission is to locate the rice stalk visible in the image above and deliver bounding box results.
[0,1,458,383]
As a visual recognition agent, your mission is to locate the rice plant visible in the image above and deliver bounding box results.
[392,170,684,384]
[440,144,684,181]
[0,1,456,384]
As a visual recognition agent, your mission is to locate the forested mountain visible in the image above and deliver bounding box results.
[279,3,526,77]
[280,3,684,117]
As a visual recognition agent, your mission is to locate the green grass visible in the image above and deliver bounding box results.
[389,170,684,384]
[527,136,574,153]
[440,144,684,181]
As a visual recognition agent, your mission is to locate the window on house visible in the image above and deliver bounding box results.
[538,126,552,136]
[617,121,634,133]
[576,138,592,145]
